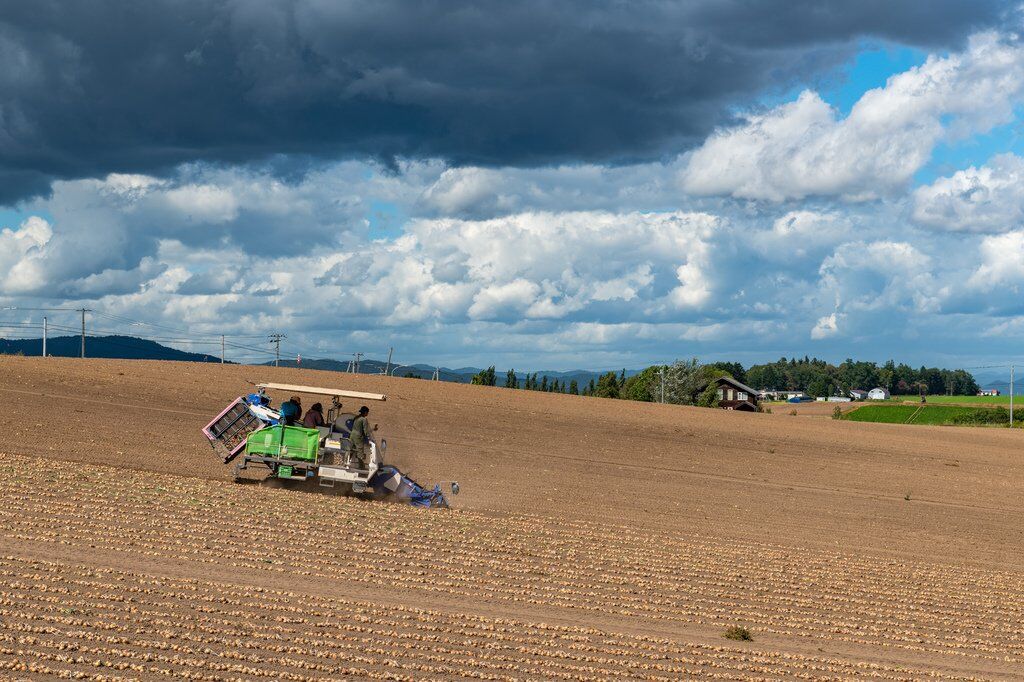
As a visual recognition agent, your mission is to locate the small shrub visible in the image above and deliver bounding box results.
[831,405,843,420]
[788,409,798,416]
[762,406,773,414]
[904,492,911,501]
[723,625,753,641]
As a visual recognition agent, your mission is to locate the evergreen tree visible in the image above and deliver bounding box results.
[541,375,548,392]
[471,365,497,386]
[586,378,595,396]
[505,369,518,389]
[569,379,579,395]
[707,361,746,384]
[619,368,626,387]
[620,366,662,402]
[595,371,620,399]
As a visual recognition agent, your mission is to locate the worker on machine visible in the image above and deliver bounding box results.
[302,402,327,428]
[279,396,302,426]
[347,405,373,467]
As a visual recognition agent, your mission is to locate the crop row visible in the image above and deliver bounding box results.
[0,555,984,681]
[1,452,1022,666]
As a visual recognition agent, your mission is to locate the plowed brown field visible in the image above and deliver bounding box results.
[2,356,1023,680]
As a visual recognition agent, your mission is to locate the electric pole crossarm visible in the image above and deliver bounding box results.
[267,333,286,368]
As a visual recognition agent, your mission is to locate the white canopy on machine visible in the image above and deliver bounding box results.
[256,382,387,402]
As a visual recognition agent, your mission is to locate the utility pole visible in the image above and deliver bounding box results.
[220,335,225,364]
[267,333,286,367]
[1011,364,1015,428]
[42,317,47,357]
[78,308,90,358]
[354,352,363,374]
[384,347,393,376]
[660,366,665,404]
[433,367,439,381]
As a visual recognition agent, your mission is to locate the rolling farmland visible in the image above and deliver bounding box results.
[2,357,1024,679]
[843,404,981,425]
[926,395,1019,406]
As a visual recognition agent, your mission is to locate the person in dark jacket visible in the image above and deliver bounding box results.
[279,396,302,426]
[302,402,326,429]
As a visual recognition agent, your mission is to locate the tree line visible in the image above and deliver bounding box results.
[471,365,616,397]
[741,357,978,397]
[470,356,980,403]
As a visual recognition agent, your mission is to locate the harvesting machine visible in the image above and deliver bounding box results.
[202,382,458,508]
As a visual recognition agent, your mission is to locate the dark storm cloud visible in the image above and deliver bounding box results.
[0,0,1011,204]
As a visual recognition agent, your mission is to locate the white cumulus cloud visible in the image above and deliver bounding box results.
[161,184,240,223]
[340,210,721,324]
[0,216,52,293]
[913,154,1024,232]
[968,230,1024,288]
[811,312,841,340]
[819,240,937,313]
[752,210,852,261]
[681,33,1024,201]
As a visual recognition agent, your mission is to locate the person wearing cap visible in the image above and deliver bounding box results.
[347,405,373,467]
[279,396,302,426]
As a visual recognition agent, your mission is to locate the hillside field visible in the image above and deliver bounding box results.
[925,394,1020,405]
[843,403,983,425]
[2,356,1024,679]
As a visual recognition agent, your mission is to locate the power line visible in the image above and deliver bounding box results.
[89,310,193,336]
[223,340,277,355]
[0,306,80,312]
[3,305,388,369]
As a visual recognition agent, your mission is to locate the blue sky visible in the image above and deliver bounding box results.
[821,44,927,114]
[2,2,1024,370]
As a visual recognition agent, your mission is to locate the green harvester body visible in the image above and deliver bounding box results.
[245,425,320,462]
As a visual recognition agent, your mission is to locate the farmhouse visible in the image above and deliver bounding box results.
[978,388,1000,397]
[867,387,891,400]
[715,376,760,411]
[849,389,868,400]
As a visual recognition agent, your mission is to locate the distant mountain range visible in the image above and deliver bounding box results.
[266,357,629,387]
[0,334,631,387]
[0,335,224,363]
[972,371,1024,395]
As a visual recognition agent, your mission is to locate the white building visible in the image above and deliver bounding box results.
[759,389,807,401]
[867,387,890,400]
[849,389,868,400]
